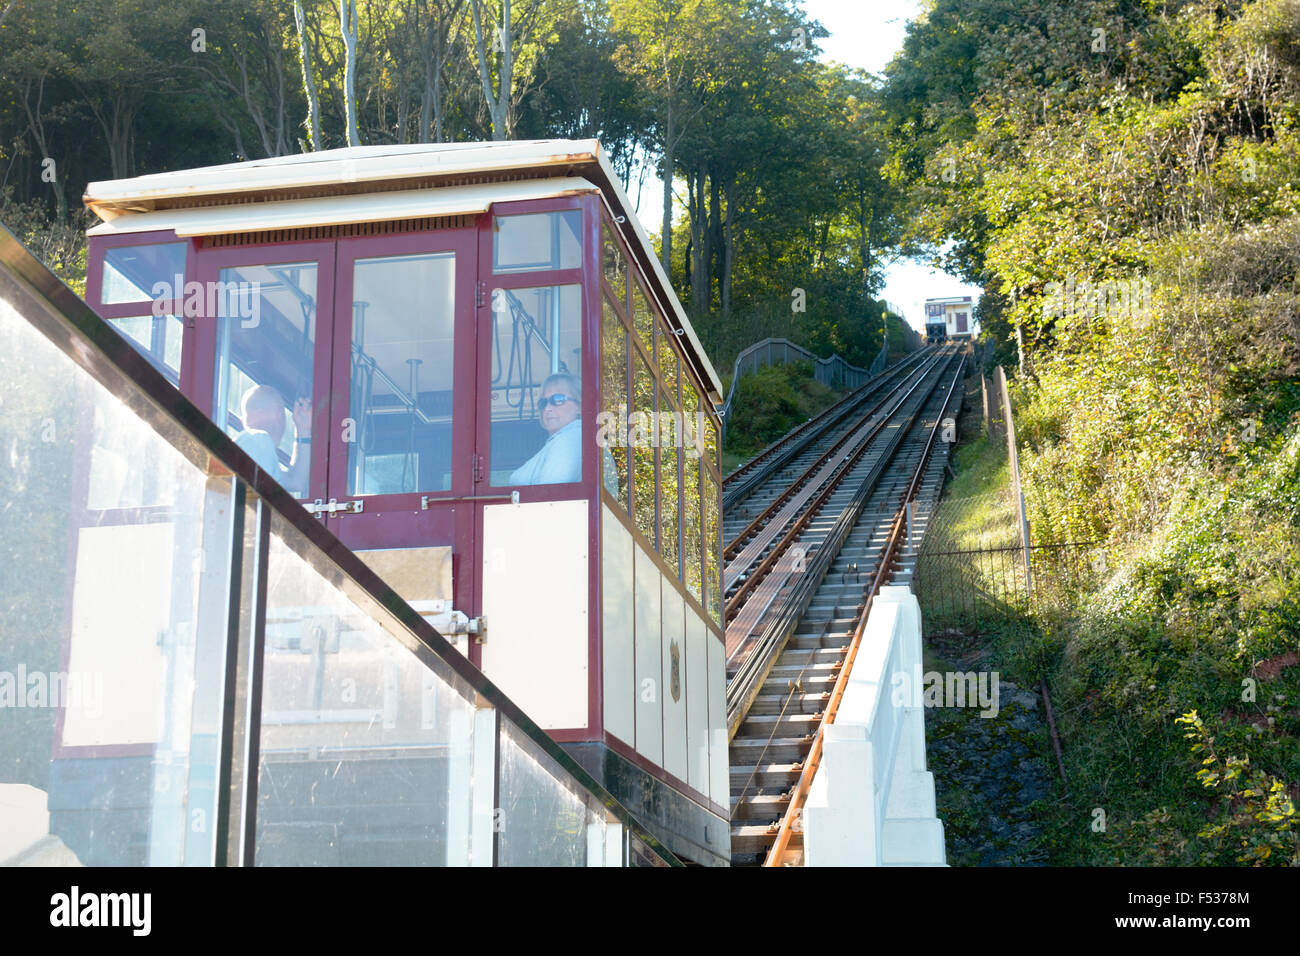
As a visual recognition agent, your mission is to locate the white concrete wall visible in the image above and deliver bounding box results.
[803,586,946,866]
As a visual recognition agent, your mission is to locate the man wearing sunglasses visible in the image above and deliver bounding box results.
[508,372,583,486]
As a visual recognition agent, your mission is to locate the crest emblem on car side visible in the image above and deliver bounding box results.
[670,640,681,703]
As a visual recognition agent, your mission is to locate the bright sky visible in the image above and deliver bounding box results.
[631,0,982,334]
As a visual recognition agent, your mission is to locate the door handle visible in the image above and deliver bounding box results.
[306,498,365,518]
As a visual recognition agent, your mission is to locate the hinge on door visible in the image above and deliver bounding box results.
[475,280,487,308]
[472,454,484,484]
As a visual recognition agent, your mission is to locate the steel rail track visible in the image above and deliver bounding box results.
[721,347,967,866]
[755,351,965,866]
[721,350,931,516]
[721,352,949,628]
[724,350,961,725]
[722,352,948,597]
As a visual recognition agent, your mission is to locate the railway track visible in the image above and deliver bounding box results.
[721,350,931,521]
[722,343,967,866]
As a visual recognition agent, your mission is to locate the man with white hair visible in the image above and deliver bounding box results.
[235,384,312,497]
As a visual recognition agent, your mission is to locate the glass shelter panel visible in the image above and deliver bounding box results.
[253,526,486,865]
[0,228,676,867]
[347,252,456,496]
[497,717,619,866]
[489,284,583,486]
[213,262,317,499]
[0,297,237,867]
[493,211,582,274]
[101,241,186,305]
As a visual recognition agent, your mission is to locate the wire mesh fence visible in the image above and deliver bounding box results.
[915,491,1103,634]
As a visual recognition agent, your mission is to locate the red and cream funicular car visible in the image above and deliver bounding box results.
[78,140,730,865]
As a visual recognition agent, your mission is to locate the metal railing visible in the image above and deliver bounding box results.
[719,338,889,431]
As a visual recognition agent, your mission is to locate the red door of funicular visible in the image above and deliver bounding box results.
[319,228,481,644]
[187,227,481,650]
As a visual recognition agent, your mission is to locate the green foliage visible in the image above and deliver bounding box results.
[884,0,1300,865]
[0,195,91,296]
[1177,711,1299,865]
[723,361,843,460]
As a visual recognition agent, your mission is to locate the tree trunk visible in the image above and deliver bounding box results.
[721,178,736,322]
[294,0,323,150]
[273,43,289,156]
[18,73,68,223]
[340,0,361,147]
[660,108,675,273]
[707,172,722,309]
[689,168,708,314]
[857,188,873,296]
[470,0,509,141]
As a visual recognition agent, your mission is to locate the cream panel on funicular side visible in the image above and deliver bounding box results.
[685,607,709,794]
[633,542,663,765]
[660,582,688,784]
[480,499,589,730]
[601,505,635,746]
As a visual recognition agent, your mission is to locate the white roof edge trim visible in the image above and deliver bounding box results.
[592,147,724,403]
[86,177,598,238]
[84,139,604,210]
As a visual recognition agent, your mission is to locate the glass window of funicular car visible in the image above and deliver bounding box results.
[656,320,681,579]
[630,346,657,545]
[345,251,458,496]
[599,210,721,624]
[600,291,629,508]
[680,374,704,602]
[92,238,189,386]
[493,209,582,274]
[488,282,584,487]
[488,205,585,488]
[212,261,319,500]
[100,241,187,305]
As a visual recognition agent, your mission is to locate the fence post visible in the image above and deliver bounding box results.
[981,374,991,438]
[998,366,1033,601]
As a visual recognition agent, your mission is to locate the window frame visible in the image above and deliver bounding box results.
[595,207,722,633]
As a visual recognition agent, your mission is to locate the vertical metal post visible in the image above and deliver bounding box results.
[238,497,272,866]
[212,480,247,867]
[999,366,1034,602]
[981,375,990,437]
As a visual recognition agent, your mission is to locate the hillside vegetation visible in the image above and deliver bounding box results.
[886,0,1300,864]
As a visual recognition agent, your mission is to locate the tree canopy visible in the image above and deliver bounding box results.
[0,0,908,369]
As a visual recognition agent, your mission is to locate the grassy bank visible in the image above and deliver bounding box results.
[929,366,1299,866]
[721,360,847,473]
